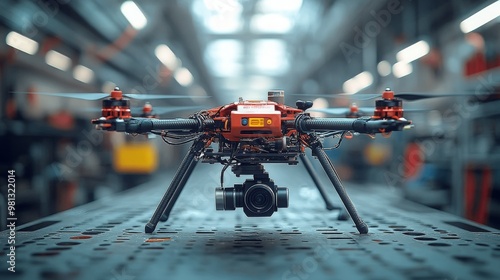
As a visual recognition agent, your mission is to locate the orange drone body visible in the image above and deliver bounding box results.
[207,100,303,141]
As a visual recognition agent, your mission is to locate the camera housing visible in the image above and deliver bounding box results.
[215,165,288,217]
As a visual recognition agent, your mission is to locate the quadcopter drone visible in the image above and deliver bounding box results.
[74,86,417,234]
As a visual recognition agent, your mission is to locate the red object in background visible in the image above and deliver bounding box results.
[421,48,442,69]
[27,86,39,107]
[40,37,62,55]
[403,142,424,179]
[57,181,77,211]
[5,98,17,119]
[465,52,487,76]
[47,110,75,130]
[463,32,500,76]
[92,26,137,63]
[465,166,492,224]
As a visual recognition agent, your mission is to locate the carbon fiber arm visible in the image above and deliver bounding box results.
[125,118,201,133]
[92,117,214,133]
[294,115,411,134]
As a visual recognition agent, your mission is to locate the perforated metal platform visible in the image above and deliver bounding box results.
[2,163,500,280]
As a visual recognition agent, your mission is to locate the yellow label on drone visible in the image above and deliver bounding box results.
[249,118,264,127]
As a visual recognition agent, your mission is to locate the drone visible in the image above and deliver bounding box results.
[52,86,419,235]
[25,85,495,233]
[34,85,479,234]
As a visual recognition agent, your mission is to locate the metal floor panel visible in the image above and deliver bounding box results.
[2,163,500,280]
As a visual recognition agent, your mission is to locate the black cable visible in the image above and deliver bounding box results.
[161,134,200,145]
[324,131,347,150]
[213,105,225,117]
[220,161,233,188]
[317,130,344,138]
[219,143,239,188]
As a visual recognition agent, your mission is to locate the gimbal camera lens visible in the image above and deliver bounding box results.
[244,184,275,214]
[215,181,288,217]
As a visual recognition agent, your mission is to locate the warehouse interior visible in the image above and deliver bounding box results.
[0,0,499,279]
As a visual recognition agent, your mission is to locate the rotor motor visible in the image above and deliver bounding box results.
[372,89,404,120]
[100,87,132,119]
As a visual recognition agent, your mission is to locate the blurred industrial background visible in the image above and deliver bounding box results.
[0,0,499,230]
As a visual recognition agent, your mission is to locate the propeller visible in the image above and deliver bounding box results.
[292,90,493,101]
[16,87,210,101]
[135,105,203,115]
[25,92,110,100]
[309,106,426,116]
[79,105,203,116]
[128,94,209,100]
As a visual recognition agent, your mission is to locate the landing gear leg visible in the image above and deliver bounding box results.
[307,136,368,234]
[145,138,205,233]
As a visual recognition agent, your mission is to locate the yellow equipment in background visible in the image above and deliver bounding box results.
[113,142,158,174]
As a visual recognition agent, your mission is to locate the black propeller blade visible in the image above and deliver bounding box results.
[132,105,204,115]
[22,92,110,100]
[126,94,210,100]
[291,91,493,101]
[309,107,426,115]
[16,92,210,101]
[79,105,203,115]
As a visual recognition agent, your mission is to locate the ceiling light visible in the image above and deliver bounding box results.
[205,40,243,77]
[342,71,373,93]
[203,0,242,14]
[310,97,328,117]
[251,39,288,75]
[155,44,178,70]
[204,15,242,34]
[355,71,373,88]
[101,81,116,93]
[377,60,392,77]
[206,40,243,61]
[5,31,38,55]
[73,65,94,83]
[393,61,413,78]
[202,0,242,34]
[396,40,430,63]
[211,62,242,77]
[121,1,147,30]
[174,67,194,87]
[45,50,71,71]
[460,1,500,33]
[250,14,293,33]
[342,80,357,94]
[256,0,303,14]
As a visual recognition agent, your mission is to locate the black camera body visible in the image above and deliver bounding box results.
[215,165,288,217]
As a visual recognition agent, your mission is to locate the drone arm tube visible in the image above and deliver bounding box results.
[296,115,409,134]
[297,117,358,132]
[125,118,214,134]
